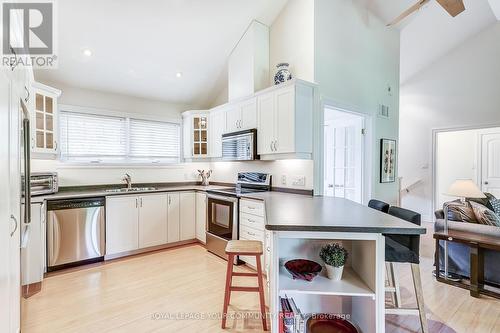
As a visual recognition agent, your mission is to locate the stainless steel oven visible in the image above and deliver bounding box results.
[206,194,239,262]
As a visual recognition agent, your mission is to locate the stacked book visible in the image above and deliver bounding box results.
[279,296,305,333]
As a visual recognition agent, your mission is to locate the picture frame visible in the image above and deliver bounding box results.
[380,138,396,183]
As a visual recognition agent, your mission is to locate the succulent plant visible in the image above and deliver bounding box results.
[319,243,348,268]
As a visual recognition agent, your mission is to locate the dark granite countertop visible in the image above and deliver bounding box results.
[240,192,426,235]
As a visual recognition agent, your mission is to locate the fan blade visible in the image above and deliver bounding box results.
[386,0,430,26]
[436,0,465,17]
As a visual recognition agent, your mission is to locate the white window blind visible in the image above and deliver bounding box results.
[129,118,180,162]
[60,112,127,160]
[59,110,180,164]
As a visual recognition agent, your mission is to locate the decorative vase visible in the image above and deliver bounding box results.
[325,264,344,281]
[274,63,292,85]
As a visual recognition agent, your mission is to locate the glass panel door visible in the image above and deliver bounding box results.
[207,197,234,240]
[192,116,208,156]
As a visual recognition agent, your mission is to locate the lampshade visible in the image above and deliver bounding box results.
[446,179,486,199]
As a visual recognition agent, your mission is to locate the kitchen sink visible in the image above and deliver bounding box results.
[105,187,157,193]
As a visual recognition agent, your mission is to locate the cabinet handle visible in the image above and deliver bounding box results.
[140,198,143,207]
[247,231,256,236]
[135,198,138,208]
[54,141,58,151]
[247,219,255,223]
[24,86,30,103]
[273,141,278,152]
[247,206,255,210]
[169,196,171,205]
[270,142,273,152]
[10,215,18,237]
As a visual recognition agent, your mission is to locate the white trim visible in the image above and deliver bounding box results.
[59,104,181,124]
[31,81,61,97]
[316,96,373,204]
[431,123,500,220]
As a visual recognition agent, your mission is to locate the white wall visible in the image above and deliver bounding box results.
[314,0,401,204]
[31,81,210,186]
[269,0,315,84]
[399,22,500,221]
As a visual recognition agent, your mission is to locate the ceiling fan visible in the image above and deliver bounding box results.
[387,0,466,26]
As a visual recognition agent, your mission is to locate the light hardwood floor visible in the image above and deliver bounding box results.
[22,227,500,333]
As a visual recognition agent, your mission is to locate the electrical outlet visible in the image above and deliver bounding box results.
[281,175,287,185]
[292,176,306,187]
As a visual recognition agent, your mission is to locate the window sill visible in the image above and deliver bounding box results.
[55,161,185,169]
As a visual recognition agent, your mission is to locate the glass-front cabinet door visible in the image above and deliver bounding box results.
[31,82,61,154]
[192,115,208,157]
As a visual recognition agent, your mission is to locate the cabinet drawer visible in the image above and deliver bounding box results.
[240,199,265,217]
[239,225,264,241]
[240,212,265,230]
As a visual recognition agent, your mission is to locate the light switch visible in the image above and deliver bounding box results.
[292,176,306,186]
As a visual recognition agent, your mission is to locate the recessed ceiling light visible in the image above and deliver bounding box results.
[83,49,92,57]
[176,72,182,78]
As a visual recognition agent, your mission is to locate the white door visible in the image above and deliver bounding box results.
[257,92,275,155]
[275,86,295,154]
[239,97,257,130]
[180,192,196,241]
[209,110,225,158]
[106,196,139,255]
[167,193,180,243]
[481,133,500,197]
[225,105,240,133]
[195,192,207,243]
[138,194,168,248]
[323,109,364,203]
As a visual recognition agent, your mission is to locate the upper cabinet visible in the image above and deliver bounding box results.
[182,111,210,159]
[31,82,61,155]
[209,108,226,158]
[256,80,315,160]
[183,79,316,161]
[225,97,257,133]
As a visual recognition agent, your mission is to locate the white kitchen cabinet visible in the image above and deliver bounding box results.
[209,109,226,158]
[225,98,257,133]
[195,192,207,243]
[31,82,61,155]
[180,192,196,241]
[167,193,180,243]
[182,111,210,159]
[21,203,45,287]
[138,194,168,248]
[106,196,139,255]
[239,199,266,269]
[256,80,315,160]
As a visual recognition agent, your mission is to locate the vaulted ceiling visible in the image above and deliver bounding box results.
[36,0,499,107]
[360,0,498,82]
[35,0,288,107]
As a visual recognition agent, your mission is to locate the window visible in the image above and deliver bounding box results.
[59,110,180,164]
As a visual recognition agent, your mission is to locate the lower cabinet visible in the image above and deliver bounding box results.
[239,199,266,269]
[195,192,207,243]
[180,192,196,240]
[21,203,45,286]
[167,193,180,243]
[139,194,168,248]
[106,191,198,257]
[106,196,140,255]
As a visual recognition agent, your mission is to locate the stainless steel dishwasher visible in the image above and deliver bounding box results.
[47,197,105,271]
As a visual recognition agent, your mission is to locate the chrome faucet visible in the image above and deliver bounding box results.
[122,173,132,190]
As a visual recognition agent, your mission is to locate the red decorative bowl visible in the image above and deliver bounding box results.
[307,315,360,333]
[284,259,322,282]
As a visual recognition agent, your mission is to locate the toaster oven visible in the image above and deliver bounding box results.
[30,172,58,196]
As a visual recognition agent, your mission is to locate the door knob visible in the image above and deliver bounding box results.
[485,181,489,185]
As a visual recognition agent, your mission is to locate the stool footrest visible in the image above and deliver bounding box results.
[232,272,258,277]
[230,286,260,292]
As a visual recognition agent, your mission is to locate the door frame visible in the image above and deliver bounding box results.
[431,123,500,220]
[314,97,372,204]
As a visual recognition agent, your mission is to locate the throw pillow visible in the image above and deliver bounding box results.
[469,201,500,227]
[443,200,477,223]
[490,198,500,218]
[468,192,495,211]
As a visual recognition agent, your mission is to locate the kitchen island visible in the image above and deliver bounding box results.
[240,192,426,333]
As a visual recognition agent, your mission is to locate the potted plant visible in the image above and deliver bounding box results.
[319,243,348,281]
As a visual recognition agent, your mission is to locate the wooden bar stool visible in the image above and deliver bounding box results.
[221,240,268,331]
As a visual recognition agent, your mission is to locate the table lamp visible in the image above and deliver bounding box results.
[442,179,486,279]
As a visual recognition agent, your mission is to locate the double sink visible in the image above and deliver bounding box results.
[105,187,157,193]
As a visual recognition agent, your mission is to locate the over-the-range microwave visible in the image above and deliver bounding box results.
[221,129,258,161]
